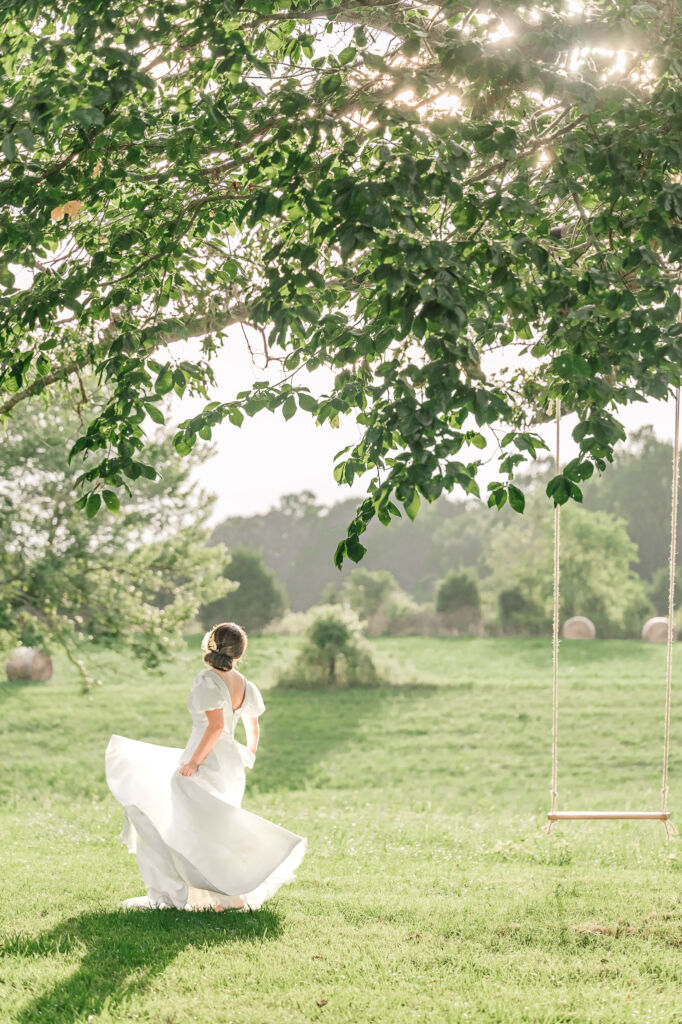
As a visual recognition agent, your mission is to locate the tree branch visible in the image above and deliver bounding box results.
[0,302,251,419]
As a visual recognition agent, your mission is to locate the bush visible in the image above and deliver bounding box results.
[277,605,386,688]
[199,547,287,633]
[497,587,548,636]
[435,571,482,632]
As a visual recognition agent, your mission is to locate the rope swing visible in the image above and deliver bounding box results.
[546,390,681,840]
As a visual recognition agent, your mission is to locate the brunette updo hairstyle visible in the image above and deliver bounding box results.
[203,622,247,672]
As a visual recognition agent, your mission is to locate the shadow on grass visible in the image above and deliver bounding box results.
[250,684,442,794]
[4,906,280,1024]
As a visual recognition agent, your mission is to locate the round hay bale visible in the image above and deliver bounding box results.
[642,617,676,644]
[5,647,53,682]
[562,616,596,640]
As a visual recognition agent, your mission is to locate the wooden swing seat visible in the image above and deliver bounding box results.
[547,810,671,822]
[546,392,679,839]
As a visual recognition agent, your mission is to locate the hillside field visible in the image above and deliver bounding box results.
[2,636,682,1023]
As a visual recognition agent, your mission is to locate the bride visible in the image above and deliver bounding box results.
[105,621,307,911]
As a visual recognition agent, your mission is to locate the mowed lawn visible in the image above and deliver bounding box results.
[2,635,682,1024]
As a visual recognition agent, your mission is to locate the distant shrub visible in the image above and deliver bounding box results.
[497,587,548,636]
[435,572,482,632]
[277,605,386,688]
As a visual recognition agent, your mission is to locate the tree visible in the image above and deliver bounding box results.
[435,571,481,631]
[0,388,227,686]
[484,492,652,637]
[3,3,682,566]
[582,426,681,581]
[199,547,287,633]
[339,567,401,620]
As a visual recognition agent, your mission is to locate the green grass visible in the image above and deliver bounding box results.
[2,636,682,1023]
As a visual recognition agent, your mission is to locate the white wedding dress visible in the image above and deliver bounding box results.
[105,668,307,911]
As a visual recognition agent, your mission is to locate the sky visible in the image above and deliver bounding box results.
[167,324,681,526]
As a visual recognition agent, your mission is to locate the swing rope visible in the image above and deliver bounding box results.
[549,398,561,823]
[661,387,680,839]
[546,389,680,839]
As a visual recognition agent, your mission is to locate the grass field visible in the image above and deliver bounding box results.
[2,635,682,1024]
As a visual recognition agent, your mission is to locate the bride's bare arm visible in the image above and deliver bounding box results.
[244,715,259,756]
[179,708,224,775]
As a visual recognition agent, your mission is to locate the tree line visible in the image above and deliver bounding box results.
[1,386,678,686]
[207,426,682,639]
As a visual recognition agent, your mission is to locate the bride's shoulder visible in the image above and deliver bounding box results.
[190,668,228,711]
[241,676,266,717]
[192,667,217,688]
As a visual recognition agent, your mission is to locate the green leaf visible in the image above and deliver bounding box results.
[86,493,101,518]
[0,265,15,289]
[487,483,507,510]
[333,539,345,568]
[36,353,50,376]
[508,484,525,513]
[73,106,105,128]
[281,395,297,420]
[546,475,570,505]
[16,126,35,151]
[144,403,165,425]
[2,135,16,161]
[298,392,318,413]
[320,72,342,97]
[68,436,90,462]
[404,489,421,521]
[102,489,120,513]
[155,366,174,395]
[346,534,367,563]
[174,435,193,456]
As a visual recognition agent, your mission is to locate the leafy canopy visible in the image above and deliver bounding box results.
[2,1,682,565]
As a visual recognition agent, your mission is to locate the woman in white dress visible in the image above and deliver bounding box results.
[105,622,307,911]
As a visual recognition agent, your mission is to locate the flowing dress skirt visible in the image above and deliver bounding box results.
[105,734,306,910]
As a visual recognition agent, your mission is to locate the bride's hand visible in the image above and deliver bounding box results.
[179,761,198,776]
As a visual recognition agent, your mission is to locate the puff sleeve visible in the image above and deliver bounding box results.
[193,671,227,712]
[241,679,266,718]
